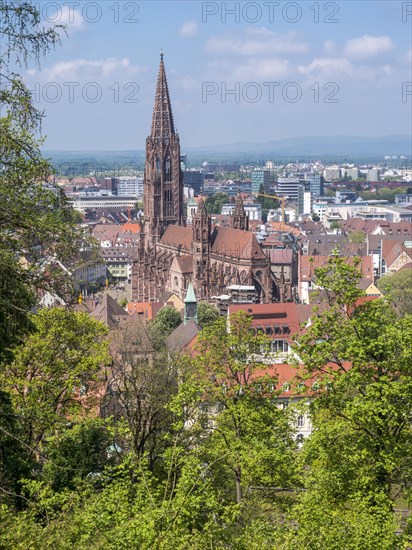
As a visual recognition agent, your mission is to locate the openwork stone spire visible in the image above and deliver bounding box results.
[196,196,207,216]
[150,51,175,141]
[231,192,249,231]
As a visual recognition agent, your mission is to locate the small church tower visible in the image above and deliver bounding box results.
[184,282,198,324]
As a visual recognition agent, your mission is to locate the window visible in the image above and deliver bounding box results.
[297,415,304,428]
[296,434,304,445]
[281,382,290,393]
[165,157,171,180]
[271,340,289,353]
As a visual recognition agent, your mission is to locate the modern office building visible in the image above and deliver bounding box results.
[347,167,359,180]
[183,170,204,194]
[116,176,143,198]
[367,168,379,182]
[276,177,301,201]
[251,170,271,194]
[307,173,323,198]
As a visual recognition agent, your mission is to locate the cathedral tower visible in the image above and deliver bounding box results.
[231,192,249,231]
[143,52,184,250]
[192,197,211,298]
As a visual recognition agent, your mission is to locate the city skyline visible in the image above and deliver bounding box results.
[21,1,412,150]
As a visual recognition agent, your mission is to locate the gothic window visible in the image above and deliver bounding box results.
[165,157,171,181]
[165,188,173,216]
[155,156,161,172]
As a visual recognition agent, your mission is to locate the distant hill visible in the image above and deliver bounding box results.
[187,135,411,157]
[42,135,411,171]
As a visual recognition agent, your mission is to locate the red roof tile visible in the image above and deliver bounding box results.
[212,227,267,260]
[160,225,193,251]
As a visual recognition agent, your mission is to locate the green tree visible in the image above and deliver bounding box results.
[197,301,219,327]
[348,229,366,243]
[151,306,182,337]
[288,257,412,542]
[0,389,34,507]
[205,192,229,214]
[179,312,297,505]
[0,308,110,456]
[377,268,412,316]
[42,418,115,492]
[106,317,178,469]
[0,2,84,360]
[329,221,342,230]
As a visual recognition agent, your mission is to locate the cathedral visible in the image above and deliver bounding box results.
[132,53,278,304]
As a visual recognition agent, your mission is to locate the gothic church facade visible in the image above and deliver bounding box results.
[132,54,277,303]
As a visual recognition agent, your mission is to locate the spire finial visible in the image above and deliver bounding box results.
[160,49,164,61]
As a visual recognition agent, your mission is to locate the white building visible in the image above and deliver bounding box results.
[71,196,137,212]
[323,166,340,181]
[116,176,143,198]
[221,202,262,221]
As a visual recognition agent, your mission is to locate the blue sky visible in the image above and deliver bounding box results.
[23,1,412,150]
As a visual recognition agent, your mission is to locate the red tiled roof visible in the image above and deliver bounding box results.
[382,240,412,269]
[212,227,267,260]
[160,225,193,251]
[300,255,373,282]
[268,221,301,235]
[127,301,163,320]
[121,222,141,234]
[253,362,350,397]
[228,302,301,336]
[266,249,293,264]
[175,254,193,273]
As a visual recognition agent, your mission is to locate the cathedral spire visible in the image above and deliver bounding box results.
[196,196,207,215]
[151,51,175,141]
[231,192,249,231]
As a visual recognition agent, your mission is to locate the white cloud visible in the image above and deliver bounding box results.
[206,29,309,57]
[179,20,199,38]
[42,5,85,33]
[323,40,337,55]
[298,57,355,78]
[343,35,394,59]
[179,76,199,91]
[232,58,290,80]
[30,58,148,81]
